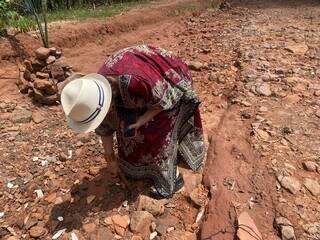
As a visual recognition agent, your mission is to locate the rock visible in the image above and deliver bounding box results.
[315,110,320,118]
[166,230,196,240]
[31,88,59,105]
[35,47,51,60]
[83,223,96,234]
[137,195,165,216]
[33,79,57,95]
[150,232,157,239]
[303,161,318,172]
[179,168,202,195]
[130,211,154,239]
[29,226,47,238]
[32,111,45,124]
[16,74,31,94]
[237,212,262,240]
[36,72,50,79]
[155,214,179,236]
[303,178,320,196]
[208,72,219,82]
[89,166,100,176]
[112,214,130,229]
[255,83,272,96]
[96,227,114,240]
[50,64,65,82]
[285,43,308,55]
[32,59,46,72]
[187,61,203,71]
[281,226,295,240]
[23,69,32,81]
[189,185,208,207]
[275,217,293,227]
[24,59,33,72]
[86,195,96,204]
[278,176,301,194]
[11,108,32,123]
[255,129,270,141]
[49,47,57,55]
[46,55,56,65]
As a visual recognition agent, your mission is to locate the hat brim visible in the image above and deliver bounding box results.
[65,73,112,133]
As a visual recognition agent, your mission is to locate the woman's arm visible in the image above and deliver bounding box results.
[129,108,162,130]
[101,135,115,161]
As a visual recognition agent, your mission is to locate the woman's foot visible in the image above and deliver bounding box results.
[149,173,184,199]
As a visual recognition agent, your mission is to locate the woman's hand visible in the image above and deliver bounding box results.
[129,108,162,130]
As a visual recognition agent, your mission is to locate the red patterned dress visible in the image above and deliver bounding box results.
[96,45,205,197]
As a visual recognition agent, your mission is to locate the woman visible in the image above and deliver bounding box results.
[61,45,205,198]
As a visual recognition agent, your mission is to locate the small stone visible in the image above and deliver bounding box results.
[33,79,57,95]
[89,166,100,176]
[96,227,114,240]
[29,226,47,238]
[208,72,219,82]
[281,226,295,240]
[46,55,56,65]
[35,47,51,60]
[23,69,32,81]
[187,61,203,71]
[50,64,65,82]
[111,214,130,229]
[130,211,154,239]
[302,161,318,172]
[32,111,45,124]
[150,232,157,240]
[44,192,57,203]
[315,110,320,118]
[189,186,208,207]
[303,178,320,196]
[275,217,293,227]
[314,90,320,96]
[278,176,301,194]
[24,59,33,71]
[179,168,202,195]
[11,108,32,123]
[86,195,96,204]
[285,43,308,55]
[137,195,165,216]
[155,214,179,236]
[49,47,57,55]
[255,129,270,141]
[255,83,272,96]
[83,223,96,234]
[36,72,49,79]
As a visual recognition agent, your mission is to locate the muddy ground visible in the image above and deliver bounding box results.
[0,0,320,239]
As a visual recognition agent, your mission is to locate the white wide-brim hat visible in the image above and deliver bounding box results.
[61,73,112,133]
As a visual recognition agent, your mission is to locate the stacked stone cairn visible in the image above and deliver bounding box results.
[16,47,73,105]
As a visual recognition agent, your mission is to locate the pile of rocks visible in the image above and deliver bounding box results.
[16,47,73,105]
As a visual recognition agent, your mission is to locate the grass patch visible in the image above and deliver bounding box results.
[166,2,198,17]
[46,1,150,22]
[7,0,149,33]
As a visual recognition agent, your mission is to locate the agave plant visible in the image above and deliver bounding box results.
[24,0,49,47]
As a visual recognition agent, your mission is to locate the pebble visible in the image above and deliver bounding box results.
[130,211,154,238]
[32,112,45,124]
[277,175,301,194]
[86,195,96,204]
[281,226,295,240]
[111,214,130,229]
[285,43,308,55]
[315,110,320,118]
[150,232,157,240]
[52,228,67,240]
[83,223,96,234]
[11,108,32,124]
[137,195,165,216]
[35,47,51,60]
[29,226,47,238]
[187,61,203,71]
[255,82,272,96]
[303,178,320,196]
[302,161,318,172]
[189,186,207,207]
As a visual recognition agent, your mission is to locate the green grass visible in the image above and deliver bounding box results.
[46,1,149,22]
[7,0,149,33]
